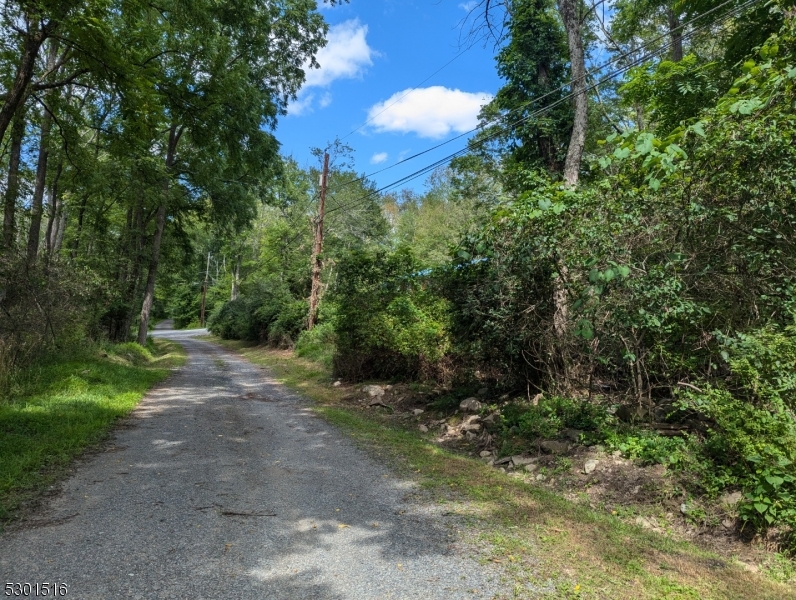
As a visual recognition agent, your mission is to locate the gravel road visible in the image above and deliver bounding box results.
[1,328,502,599]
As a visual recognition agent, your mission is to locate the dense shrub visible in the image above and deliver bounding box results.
[332,248,451,381]
[0,256,102,393]
[208,277,307,346]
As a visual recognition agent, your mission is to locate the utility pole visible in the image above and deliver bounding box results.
[200,251,211,327]
[308,152,329,330]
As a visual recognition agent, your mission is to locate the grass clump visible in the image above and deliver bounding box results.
[0,338,185,523]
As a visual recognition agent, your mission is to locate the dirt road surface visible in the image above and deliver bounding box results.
[0,328,502,599]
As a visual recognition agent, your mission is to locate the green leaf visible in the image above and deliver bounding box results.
[765,475,785,488]
[754,502,769,514]
[613,147,631,160]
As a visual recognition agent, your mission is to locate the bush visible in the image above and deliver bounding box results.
[0,256,102,394]
[675,323,796,543]
[208,297,253,340]
[332,247,451,381]
[208,277,308,345]
[295,321,336,367]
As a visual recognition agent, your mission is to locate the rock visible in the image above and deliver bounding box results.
[720,491,743,506]
[616,404,649,423]
[333,380,342,387]
[482,414,496,425]
[412,408,425,416]
[530,393,542,406]
[459,397,483,412]
[477,387,488,396]
[444,425,457,436]
[461,416,482,433]
[535,473,546,481]
[385,384,393,390]
[540,440,570,454]
[722,518,735,530]
[511,455,538,467]
[465,431,477,440]
[524,464,538,473]
[592,445,606,454]
[362,385,385,398]
[479,451,492,458]
[635,516,655,530]
[680,503,688,515]
[508,425,520,434]
[611,450,622,458]
[561,428,584,443]
[583,459,599,474]
[418,424,429,433]
[631,486,641,495]
[493,456,513,466]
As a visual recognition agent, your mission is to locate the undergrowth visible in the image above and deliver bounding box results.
[0,338,185,523]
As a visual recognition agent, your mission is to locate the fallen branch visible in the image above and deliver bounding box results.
[677,381,704,393]
[220,510,276,517]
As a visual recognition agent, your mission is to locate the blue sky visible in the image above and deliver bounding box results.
[274,0,505,192]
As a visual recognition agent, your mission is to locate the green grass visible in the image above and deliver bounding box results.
[209,336,794,599]
[0,339,185,523]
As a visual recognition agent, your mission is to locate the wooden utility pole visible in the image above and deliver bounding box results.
[307,152,329,330]
[200,251,211,327]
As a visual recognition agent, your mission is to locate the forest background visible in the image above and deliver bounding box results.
[2,0,796,556]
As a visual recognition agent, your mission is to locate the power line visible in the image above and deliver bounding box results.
[333,0,752,192]
[323,0,759,218]
[281,0,757,250]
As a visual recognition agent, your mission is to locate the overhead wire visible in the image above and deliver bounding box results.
[321,0,760,218]
[331,0,752,193]
[280,0,758,249]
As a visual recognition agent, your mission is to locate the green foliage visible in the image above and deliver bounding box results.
[332,247,451,381]
[208,277,307,345]
[0,339,184,521]
[500,396,612,441]
[295,321,336,367]
[620,55,722,134]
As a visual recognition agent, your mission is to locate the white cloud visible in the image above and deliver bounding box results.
[288,93,315,116]
[458,1,478,11]
[319,92,333,108]
[304,20,374,88]
[370,152,388,164]
[366,86,492,139]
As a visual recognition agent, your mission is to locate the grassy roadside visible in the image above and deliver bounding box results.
[212,337,793,599]
[0,339,185,524]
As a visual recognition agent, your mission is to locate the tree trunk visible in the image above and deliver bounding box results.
[2,109,25,250]
[557,0,588,187]
[231,254,241,300]
[668,8,683,62]
[45,161,63,256]
[0,22,48,146]
[136,124,182,345]
[25,39,58,263]
[53,208,66,254]
[136,204,166,345]
[26,107,53,262]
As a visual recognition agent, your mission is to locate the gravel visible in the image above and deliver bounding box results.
[0,328,502,599]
